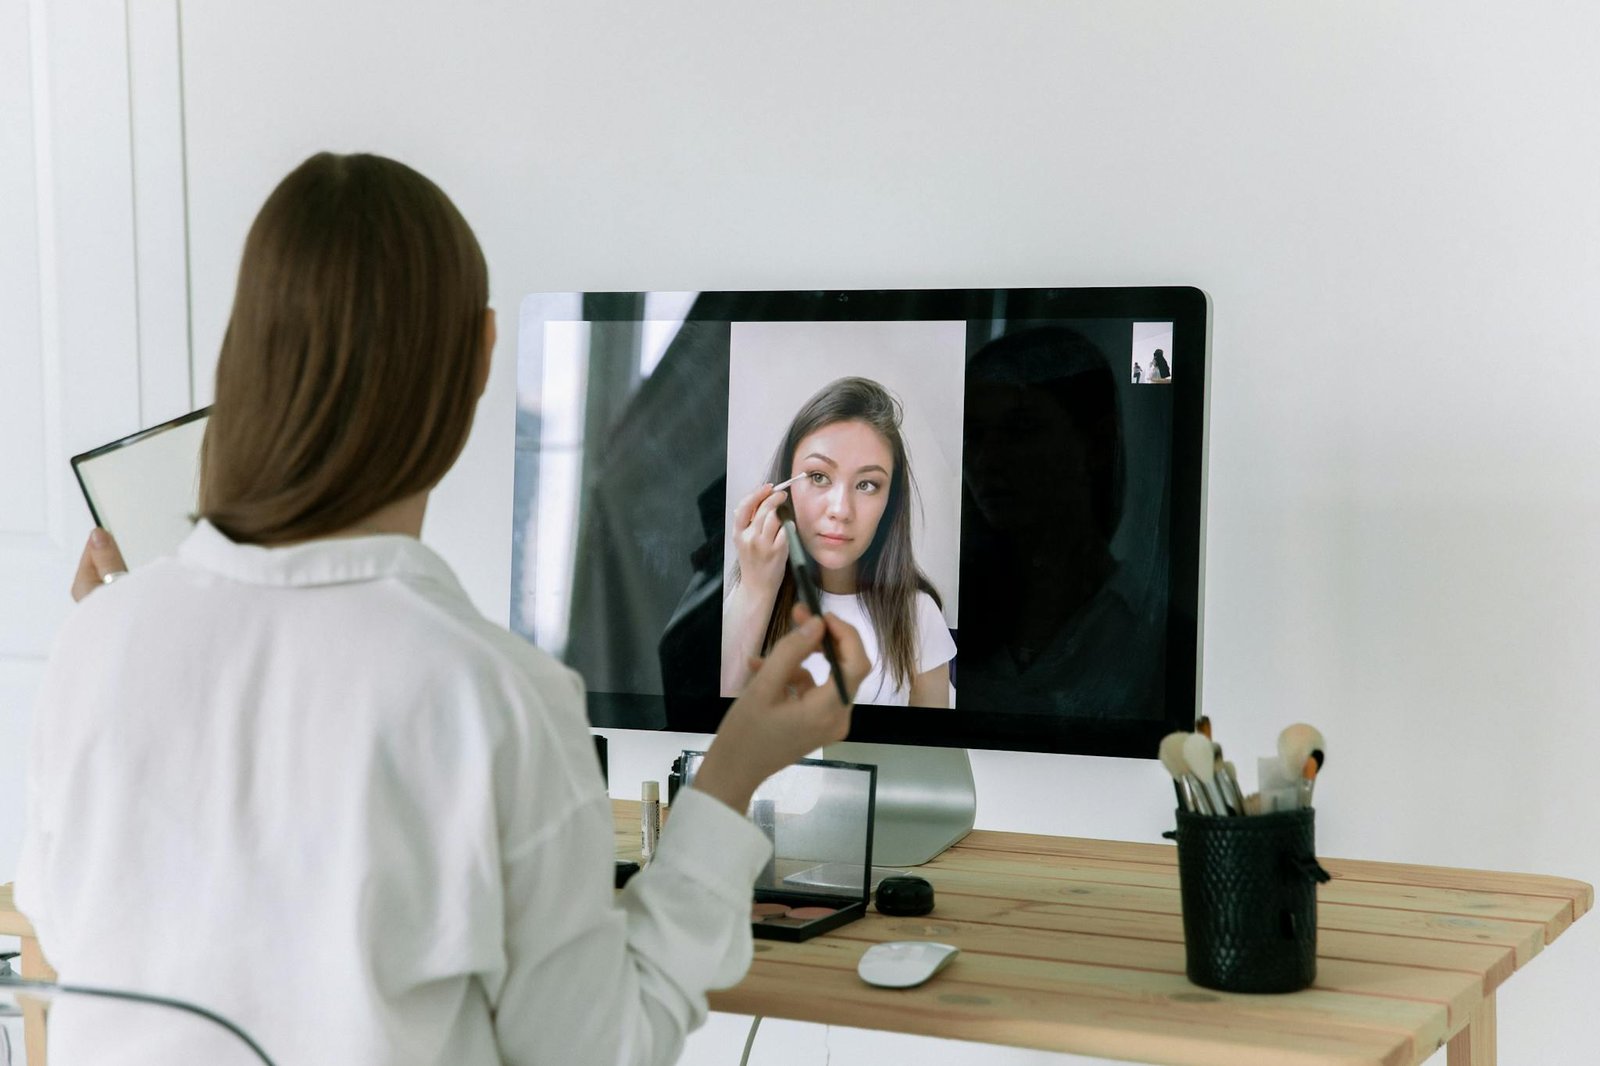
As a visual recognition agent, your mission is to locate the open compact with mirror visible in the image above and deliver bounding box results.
[680,752,876,942]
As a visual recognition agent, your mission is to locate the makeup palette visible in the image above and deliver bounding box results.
[681,751,878,942]
[750,903,845,930]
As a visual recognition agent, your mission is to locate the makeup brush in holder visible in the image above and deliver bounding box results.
[1157,718,1332,993]
[1171,807,1329,993]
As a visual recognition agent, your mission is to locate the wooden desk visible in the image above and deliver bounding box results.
[615,801,1589,1066]
[4,810,1589,1066]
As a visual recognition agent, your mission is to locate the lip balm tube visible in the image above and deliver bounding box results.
[641,781,661,864]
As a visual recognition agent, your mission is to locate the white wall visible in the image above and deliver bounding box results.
[1,0,189,882]
[4,2,1598,1064]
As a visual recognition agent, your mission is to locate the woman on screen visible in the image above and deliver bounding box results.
[722,376,955,708]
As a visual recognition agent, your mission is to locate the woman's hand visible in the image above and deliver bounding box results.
[718,482,796,695]
[696,605,869,815]
[71,528,129,602]
[730,481,790,594]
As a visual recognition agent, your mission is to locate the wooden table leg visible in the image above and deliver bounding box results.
[20,935,52,1066]
[1447,990,1496,1066]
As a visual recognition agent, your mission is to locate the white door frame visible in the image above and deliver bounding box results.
[0,0,191,876]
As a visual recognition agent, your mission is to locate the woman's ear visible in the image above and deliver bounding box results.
[476,308,497,398]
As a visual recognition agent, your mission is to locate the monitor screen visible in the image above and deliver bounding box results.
[511,288,1207,758]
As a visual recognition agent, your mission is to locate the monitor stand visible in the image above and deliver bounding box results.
[821,741,975,866]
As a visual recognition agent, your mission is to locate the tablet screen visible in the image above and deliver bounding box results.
[71,408,209,568]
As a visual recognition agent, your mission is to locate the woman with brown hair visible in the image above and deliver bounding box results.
[721,376,954,708]
[22,152,867,1065]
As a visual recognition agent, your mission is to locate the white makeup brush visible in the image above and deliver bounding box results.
[1159,732,1202,813]
[1182,732,1229,816]
[1277,724,1326,809]
[771,473,808,492]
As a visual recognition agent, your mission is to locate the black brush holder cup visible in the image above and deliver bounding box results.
[1168,808,1331,993]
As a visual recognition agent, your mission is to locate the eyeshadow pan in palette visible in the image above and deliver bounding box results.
[747,899,861,938]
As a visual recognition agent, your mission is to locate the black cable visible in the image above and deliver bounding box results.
[0,976,275,1066]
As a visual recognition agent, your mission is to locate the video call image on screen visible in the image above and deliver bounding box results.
[720,321,964,710]
[1130,321,1174,385]
[511,290,1199,755]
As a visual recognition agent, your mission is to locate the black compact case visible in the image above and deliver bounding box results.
[681,751,877,942]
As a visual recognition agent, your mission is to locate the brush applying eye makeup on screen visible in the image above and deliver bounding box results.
[771,472,809,493]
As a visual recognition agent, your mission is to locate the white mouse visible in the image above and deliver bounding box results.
[857,940,960,988]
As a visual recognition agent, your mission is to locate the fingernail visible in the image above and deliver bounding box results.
[91,528,107,547]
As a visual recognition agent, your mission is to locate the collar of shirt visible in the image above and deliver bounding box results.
[178,518,466,593]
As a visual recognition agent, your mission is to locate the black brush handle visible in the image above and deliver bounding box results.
[782,517,852,706]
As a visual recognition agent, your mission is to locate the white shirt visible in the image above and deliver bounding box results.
[17,520,771,1066]
[802,591,956,706]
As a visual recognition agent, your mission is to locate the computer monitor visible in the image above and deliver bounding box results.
[512,288,1208,861]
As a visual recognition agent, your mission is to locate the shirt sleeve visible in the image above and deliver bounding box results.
[488,654,772,1066]
[916,593,957,674]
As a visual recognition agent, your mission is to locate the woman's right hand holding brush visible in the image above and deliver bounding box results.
[698,604,870,815]
[720,482,793,695]
[731,481,791,592]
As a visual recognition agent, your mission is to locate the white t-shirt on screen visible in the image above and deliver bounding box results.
[802,590,956,707]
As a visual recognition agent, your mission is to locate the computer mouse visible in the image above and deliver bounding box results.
[856,940,961,989]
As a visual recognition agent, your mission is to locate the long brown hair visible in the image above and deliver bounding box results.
[199,152,488,544]
[751,377,943,695]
